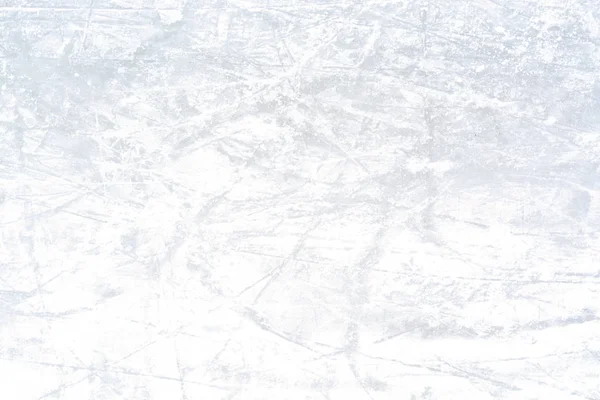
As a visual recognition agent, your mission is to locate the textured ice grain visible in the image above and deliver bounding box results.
[1,1,600,399]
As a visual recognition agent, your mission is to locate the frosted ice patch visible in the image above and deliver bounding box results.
[18,108,36,128]
[217,12,231,42]
[429,160,454,176]
[405,157,428,173]
[159,10,183,25]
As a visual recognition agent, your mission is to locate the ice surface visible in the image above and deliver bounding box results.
[1,1,600,399]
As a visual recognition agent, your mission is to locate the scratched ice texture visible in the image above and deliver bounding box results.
[1,0,600,399]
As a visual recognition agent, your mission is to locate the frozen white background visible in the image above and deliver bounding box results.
[1,0,600,399]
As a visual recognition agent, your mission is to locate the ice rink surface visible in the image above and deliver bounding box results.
[1,0,600,399]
